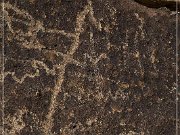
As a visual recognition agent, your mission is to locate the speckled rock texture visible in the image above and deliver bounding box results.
[0,0,179,135]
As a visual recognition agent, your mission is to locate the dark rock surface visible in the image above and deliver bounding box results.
[0,0,179,134]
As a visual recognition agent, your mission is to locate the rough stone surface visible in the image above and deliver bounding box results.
[0,0,179,135]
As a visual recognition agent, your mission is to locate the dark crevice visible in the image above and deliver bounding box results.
[134,0,180,11]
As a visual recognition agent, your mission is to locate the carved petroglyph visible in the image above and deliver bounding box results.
[2,0,175,134]
[4,70,39,84]
[45,28,75,38]
[3,1,88,85]
[41,1,103,134]
[4,2,75,51]
[84,53,107,65]
[135,13,145,39]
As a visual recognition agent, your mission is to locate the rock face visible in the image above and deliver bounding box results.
[0,0,179,135]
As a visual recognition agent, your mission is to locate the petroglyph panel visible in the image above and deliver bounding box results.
[1,0,179,134]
